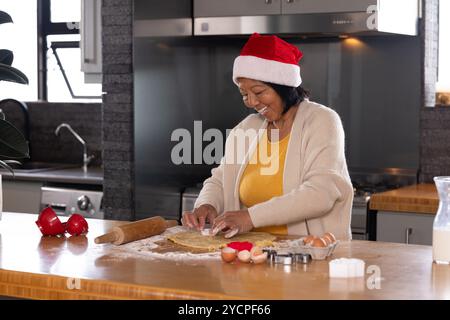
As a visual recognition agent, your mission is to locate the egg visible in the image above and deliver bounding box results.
[251,252,268,264]
[303,235,316,245]
[221,247,237,263]
[249,246,267,264]
[323,232,337,244]
[250,246,263,256]
[311,237,327,248]
[237,250,251,263]
[321,236,333,246]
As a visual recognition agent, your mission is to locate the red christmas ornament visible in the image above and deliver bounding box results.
[35,207,66,236]
[227,241,253,252]
[65,214,89,236]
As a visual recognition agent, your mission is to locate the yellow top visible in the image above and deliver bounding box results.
[239,129,290,235]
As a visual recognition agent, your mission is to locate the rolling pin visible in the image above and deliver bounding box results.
[94,216,179,245]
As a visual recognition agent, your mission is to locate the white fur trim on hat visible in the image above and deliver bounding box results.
[233,55,302,87]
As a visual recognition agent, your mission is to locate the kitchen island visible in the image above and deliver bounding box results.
[0,212,449,300]
[370,183,438,214]
[368,184,439,245]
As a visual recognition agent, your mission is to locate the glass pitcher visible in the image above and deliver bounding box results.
[433,176,450,264]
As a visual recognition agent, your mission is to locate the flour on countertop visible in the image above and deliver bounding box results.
[109,226,221,261]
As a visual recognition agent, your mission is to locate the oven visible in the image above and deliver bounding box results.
[351,193,370,240]
[350,168,418,241]
[40,186,104,219]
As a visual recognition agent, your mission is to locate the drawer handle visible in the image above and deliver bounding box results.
[405,227,413,244]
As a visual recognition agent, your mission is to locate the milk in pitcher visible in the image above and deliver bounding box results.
[433,227,450,264]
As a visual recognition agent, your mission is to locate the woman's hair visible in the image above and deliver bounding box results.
[264,82,309,114]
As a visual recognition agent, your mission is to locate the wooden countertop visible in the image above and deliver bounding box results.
[369,183,439,214]
[1,212,450,300]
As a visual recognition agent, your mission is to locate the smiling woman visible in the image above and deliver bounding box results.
[182,33,353,241]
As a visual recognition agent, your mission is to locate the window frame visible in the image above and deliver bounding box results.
[37,0,79,101]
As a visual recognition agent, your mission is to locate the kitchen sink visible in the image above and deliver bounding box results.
[1,161,77,173]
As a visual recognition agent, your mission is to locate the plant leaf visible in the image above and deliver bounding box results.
[0,63,28,84]
[0,160,14,176]
[0,119,29,159]
[3,159,21,166]
[0,11,13,25]
[0,49,13,66]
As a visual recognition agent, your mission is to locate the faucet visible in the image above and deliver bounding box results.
[55,123,94,172]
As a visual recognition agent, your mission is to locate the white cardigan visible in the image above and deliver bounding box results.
[194,100,353,240]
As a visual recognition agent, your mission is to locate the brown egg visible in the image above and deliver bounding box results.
[311,237,327,248]
[221,247,237,263]
[303,235,316,245]
[323,232,337,244]
[321,236,333,246]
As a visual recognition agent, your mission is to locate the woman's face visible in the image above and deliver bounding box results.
[237,78,284,121]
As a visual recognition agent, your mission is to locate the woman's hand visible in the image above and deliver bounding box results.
[181,204,218,231]
[211,210,254,238]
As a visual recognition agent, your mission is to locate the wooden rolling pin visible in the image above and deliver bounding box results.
[94,216,179,245]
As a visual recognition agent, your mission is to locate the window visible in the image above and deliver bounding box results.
[0,0,38,101]
[50,0,81,22]
[437,0,450,93]
[1,0,101,102]
[44,0,102,102]
[46,34,102,102]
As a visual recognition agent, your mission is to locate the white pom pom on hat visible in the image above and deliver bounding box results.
[233,33,303,88]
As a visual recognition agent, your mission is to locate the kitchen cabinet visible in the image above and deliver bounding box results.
[134,0,192,37]
[194,0,280,17]
[2,180,43,214]
[193,0,418,36]
[80,0,102,83]
[194,0,376,17]
[281,0,376,14]
[376,211,434,245]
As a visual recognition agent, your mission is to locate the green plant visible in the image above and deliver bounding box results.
[0,10,30,174]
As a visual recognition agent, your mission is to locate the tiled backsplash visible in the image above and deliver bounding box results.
[1,101,102,166]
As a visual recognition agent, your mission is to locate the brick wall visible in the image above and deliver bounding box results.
[101,0,135,220]
[419,0,450,182]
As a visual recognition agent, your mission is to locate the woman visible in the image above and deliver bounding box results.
[182,33,353,240]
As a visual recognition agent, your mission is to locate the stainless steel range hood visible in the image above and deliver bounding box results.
[193,0,420,37]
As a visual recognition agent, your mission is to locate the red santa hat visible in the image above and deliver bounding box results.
[233,33,303,88]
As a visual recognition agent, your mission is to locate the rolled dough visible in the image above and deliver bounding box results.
[167,230,276,251]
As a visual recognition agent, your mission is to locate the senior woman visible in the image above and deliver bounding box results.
[182,33,353,240]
